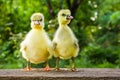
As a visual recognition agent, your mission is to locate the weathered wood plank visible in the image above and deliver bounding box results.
[0,68,120,80]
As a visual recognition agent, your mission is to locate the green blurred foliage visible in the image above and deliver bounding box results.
[0,0,120,69]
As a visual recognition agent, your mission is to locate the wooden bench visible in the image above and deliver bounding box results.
[0,68,120,80]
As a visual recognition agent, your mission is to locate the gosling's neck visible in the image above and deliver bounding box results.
[59,22,68,27]
[31,25,43,31]
[58,20,70,27]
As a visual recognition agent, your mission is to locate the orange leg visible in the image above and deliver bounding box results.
[55,57,60,71]
[23,60,31,71]
[43,61,51,71]
[71,57,76,71]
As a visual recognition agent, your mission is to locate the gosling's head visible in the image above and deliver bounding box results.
[30,13,44,29]
[58,9,73,25]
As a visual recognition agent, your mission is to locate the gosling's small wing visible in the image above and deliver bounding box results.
[20,41,27,52]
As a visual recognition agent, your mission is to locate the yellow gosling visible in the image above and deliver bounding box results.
[20,13,52,71]
[52,9,79,71]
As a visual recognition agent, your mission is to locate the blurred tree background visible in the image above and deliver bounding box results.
[0,0,120,69]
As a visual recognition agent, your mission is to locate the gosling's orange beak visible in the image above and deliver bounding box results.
[66,15,73,20]
[33,20,42,29]
[34,21,40,25]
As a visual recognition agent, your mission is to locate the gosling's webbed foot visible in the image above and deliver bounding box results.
[71,67,77,71]
[22,60,31,71]
[22,67,32,71]
[42,60,51,71]
[54,67,60,71]
[43,65,51,71]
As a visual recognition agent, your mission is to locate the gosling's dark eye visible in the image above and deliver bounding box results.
[39,18,42,21]
[62,13,66,16]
